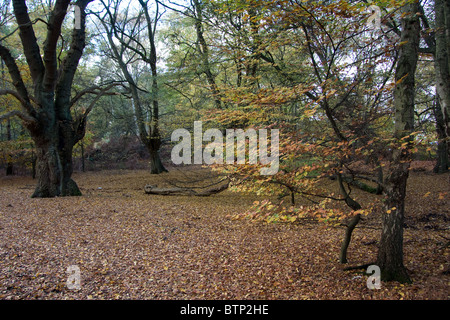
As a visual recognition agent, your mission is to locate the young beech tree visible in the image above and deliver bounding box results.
[0,0,112,197]
[203,0,423,283]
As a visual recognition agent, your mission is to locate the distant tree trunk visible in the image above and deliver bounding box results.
[6,118,13,175]
[31,148,36,179]
[81,140,86,172]
[193,0,223,110]
[435,0,450,162]
[142,0,168,174]
[148,143,167,174]
[376,2,420,283]
[100,0,167,174]
[434,96,449,173]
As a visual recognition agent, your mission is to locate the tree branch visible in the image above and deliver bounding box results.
[0,110,36,123]
[0,44,36,118]
[12,0,45,82]
[42,0,71,91]
[54,0,93,117]
[70,81,126,107]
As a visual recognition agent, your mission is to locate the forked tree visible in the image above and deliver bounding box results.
[96,0,167,174]
[0,0,110,197]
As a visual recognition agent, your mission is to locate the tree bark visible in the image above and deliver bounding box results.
[376,2,420,283]
[433,96,449,173]
[340,214,361,264]
[192,0,223,110]
[435,0,450,161]
[144,179,229,196]
[6,118,13,175]
[31,118,81,198]
[337,173,362,264]
[148,147,167,174]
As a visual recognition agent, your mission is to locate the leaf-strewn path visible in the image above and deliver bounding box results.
[0,169,448,299]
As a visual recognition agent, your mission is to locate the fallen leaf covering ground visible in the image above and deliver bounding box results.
[0,166,448,300]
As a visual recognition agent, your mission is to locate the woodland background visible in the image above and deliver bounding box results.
[0,0,449,299]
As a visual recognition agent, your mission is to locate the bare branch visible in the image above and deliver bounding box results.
[69,81,126,107]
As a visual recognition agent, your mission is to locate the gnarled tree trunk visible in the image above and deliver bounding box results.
[0,0,94,198]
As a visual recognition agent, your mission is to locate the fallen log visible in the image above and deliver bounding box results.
[144,180,230,197]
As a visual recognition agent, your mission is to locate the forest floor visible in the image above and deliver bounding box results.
[0,164,448,300]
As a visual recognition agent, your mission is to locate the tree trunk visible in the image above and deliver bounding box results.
[145,179,229,196]
[435,0,450,159]
[149,147,167,174]
[31,149,36,179]
[340,214,361,264]
[81,140,85,172]
[433,96,449,173]
[6,118,13,175]
[377,159,411,283]
[32,143,59,198]
[376,2,420,283]
[31,124,81,198]
[193,0,223,110]
[337,173,362,264]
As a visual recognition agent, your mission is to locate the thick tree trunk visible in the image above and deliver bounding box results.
[32,142,63,198]
[31,129,81,198]
[376,2,420,283]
